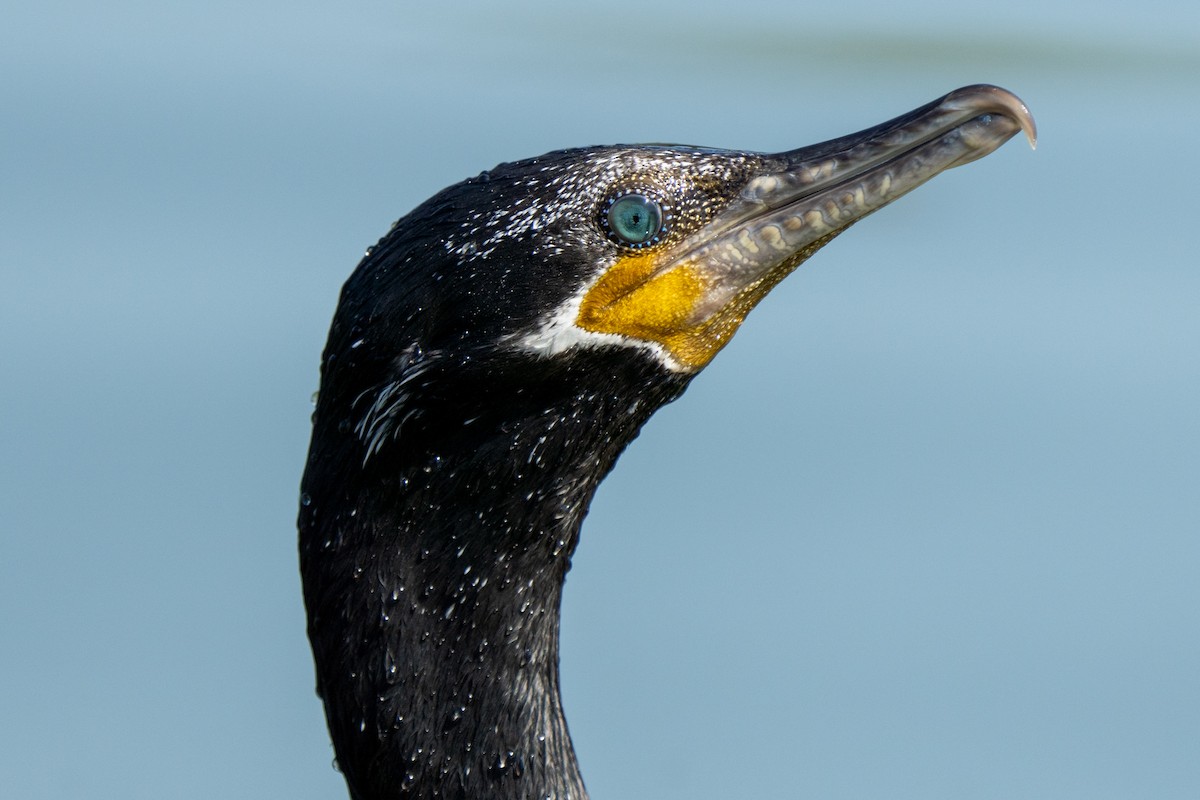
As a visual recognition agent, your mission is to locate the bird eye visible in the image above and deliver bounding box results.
[602,192,665,247]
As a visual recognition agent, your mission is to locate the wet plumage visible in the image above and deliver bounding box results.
[299,85,1035,800]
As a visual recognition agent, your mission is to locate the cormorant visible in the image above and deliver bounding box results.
[299,84,1036,800]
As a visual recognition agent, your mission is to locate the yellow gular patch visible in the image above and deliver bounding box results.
[576,253,734,371]
[577,230,846,371]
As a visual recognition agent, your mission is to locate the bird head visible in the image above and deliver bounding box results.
[314,85,1033,470]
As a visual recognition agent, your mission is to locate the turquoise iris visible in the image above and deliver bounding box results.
[606,193,663,246]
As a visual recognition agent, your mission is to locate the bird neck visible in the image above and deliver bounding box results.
[300,359,683,800]
[305,459,593,800]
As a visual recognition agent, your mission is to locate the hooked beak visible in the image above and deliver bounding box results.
[578,84,1036,371]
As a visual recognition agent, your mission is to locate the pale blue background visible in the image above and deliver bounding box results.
[2,2,1197,798]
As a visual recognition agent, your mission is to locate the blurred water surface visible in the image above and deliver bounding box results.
[2,1,1197,799]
